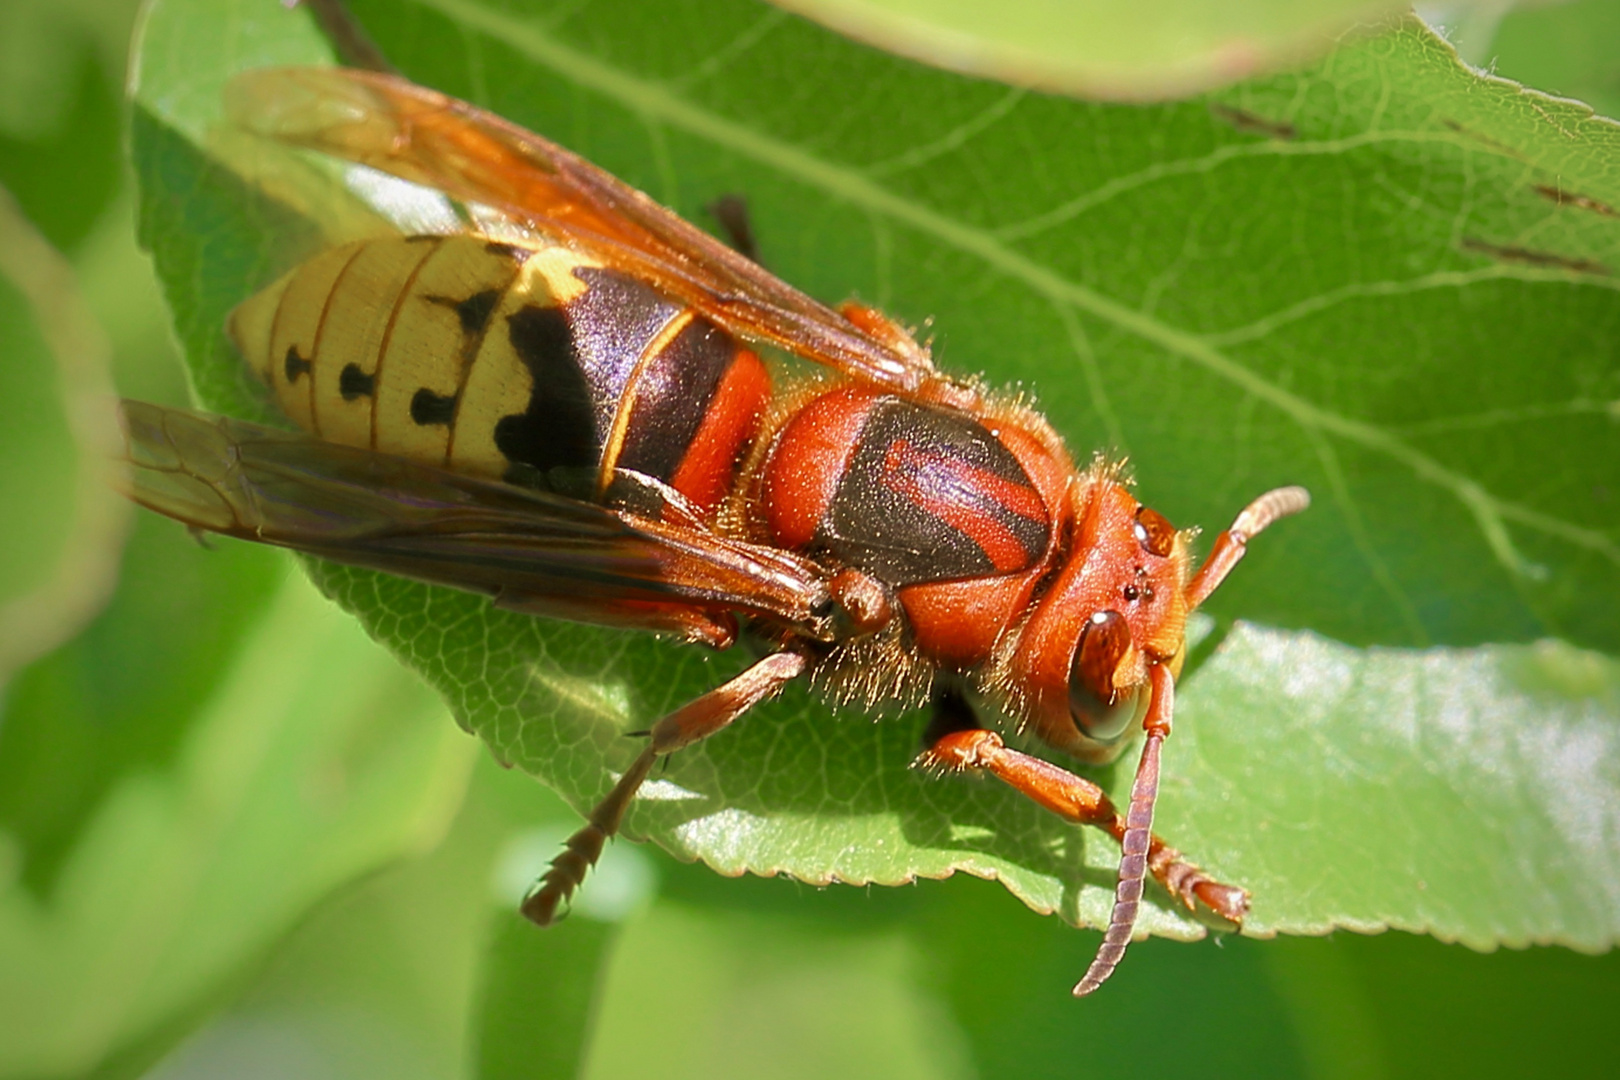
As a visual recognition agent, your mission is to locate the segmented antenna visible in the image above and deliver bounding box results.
[1231,485,1311,540]
[1074,666,1173,996]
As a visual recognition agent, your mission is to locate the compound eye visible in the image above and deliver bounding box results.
[1133,506,1177,558]
[1068,610,1138,743]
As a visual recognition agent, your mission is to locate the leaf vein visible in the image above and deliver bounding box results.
[864,85,1027,177]
[666,5,789,92]
[1303,426,1431,644]
[1203,265,1620,348]
[991,128,1528,243]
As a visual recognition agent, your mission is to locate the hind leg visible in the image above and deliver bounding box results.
[523,650,807,924]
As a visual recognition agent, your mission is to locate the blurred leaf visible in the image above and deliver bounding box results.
[913,874,1303,1079]
[0,2,85,142]
[764,0,1413,100]
[0,519,283,896]
[474,912,615,1080]
[0,187,127,679]
[596,865,1619,1080]
[584,893,971,1080]
[625,864,1302,1079]
[0,222,79,611]
[1486,0,1620,122]
[1266,929,1620,1080]
[0,573,477,1078]
[473,787,657,1078]
[0,34,121,251]
[0,0,261,906]
[129,0,1620,960]
[0,6,485,1078]
[144,756,564,1080]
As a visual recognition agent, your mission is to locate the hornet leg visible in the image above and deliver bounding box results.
[523,650,808,925]
[706,194,761,263]
[916,680,1247,995]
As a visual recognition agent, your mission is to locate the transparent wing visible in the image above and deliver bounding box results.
[225,66,936,392]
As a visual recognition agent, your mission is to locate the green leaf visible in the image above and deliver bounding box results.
[0,189,127,679]
[0,12,123,252]
[142,756,580,1080]
[1264,930,1620,1080]
[0,215,82,616]
[763,0,1414,99]
[584,885,975,1080]
[0,572,477,1077]
[1486,0,1620,122]
[1170,626,1620,947]
[473,912,616,1080]
[129,0,1620,956]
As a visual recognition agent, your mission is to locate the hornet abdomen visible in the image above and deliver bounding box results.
[230,234,770,514]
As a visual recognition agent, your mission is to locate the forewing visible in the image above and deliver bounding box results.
[224,66,932,391]
[118,401,829,625]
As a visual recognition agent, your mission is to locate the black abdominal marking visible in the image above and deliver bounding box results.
[484,240,532,262]
[339,363,375,400]
[495,304,596,480]
[284,346,312,383]
[427,289,502,336]
[411,388,458,426]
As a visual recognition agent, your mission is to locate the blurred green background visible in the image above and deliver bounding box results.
[2,1,1618,1078]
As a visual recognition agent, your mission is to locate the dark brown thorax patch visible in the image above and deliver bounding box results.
[819,399,1050,585]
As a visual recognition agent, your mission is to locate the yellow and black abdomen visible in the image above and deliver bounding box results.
[229,234,771,513]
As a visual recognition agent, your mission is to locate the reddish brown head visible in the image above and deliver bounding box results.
[997,469,1309,997]
[1004,469,1196,762]
[1004,471,1309,765]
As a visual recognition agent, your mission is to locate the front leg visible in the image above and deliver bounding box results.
[916,685,1247,991]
